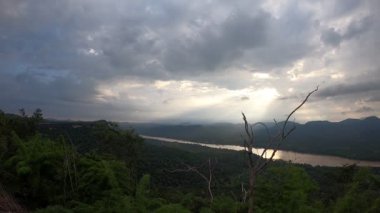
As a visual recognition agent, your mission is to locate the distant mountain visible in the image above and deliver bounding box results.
[124,117,380,161]
[285,116,380,160]
[120,122,245,145]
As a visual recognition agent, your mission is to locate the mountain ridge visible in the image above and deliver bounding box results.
[126,116,380,161]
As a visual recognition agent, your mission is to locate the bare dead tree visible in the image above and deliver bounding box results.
[168,158,215,202]
[242,87,318,213]
[62,132,79,202]
[241,182,248,203]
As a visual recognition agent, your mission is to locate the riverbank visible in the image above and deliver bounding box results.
[142,135,380,167]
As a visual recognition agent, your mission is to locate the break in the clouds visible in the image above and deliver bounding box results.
[0,0,379,123]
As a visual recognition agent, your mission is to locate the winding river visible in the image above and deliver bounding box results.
[142,135,380,167]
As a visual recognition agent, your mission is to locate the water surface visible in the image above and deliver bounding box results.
[142,135,380,167]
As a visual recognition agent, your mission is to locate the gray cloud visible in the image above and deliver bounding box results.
[321,16,373,46]
[355,106,374,113]
[162,11,271,73]
[318,80,380,98]
[0,0,379,122]
[328,0,362,17]
[321,28,343,47]
[341,106,374,116]
[241,96,250,101]
[366,95,380,102]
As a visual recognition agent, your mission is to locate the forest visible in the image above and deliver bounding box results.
[1,109,380,212]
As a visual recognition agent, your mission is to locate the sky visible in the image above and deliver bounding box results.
[0,0,379,123]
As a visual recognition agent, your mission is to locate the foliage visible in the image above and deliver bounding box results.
[0,110,147,211]
[180,193,209,212]
[38,120,143,168]
[334,168,380,213]
[3,134,68,207]
[76,154,134,204]
[211,195,239,213]
[255,165,319,213]
[155,204,191,213]
[1,109,380,212]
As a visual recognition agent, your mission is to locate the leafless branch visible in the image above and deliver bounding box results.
[62,131,79,201]
[241,182,248,203]
[167,158,215,202]
[241,86,318,213]
[281,86,319,139]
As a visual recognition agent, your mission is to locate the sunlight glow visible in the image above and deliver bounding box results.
[331,72,344,79]
[252,72,274,79]
[94,79,280,122]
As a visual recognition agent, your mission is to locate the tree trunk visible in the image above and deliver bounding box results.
[248,170,256,213]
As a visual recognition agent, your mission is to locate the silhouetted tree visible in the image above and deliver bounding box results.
[18,108,26,118]
[32,108,43,122]
[242,87,318,213]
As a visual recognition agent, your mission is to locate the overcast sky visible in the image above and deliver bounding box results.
[1,0,379,123]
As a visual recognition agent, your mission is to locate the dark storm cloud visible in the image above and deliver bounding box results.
[321,16,373,46]
[0,71,144,120]
[0,0,168,116]
[0,0,379,121]
[0,0,311,105]
[318,80,380,98]
[0,0,316,81]
[253,1,316,68]
[320,28,342,47]
[162,11,270,72]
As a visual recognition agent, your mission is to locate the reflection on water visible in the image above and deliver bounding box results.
[142,135,380,167]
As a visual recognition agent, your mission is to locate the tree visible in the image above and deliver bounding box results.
[18,108,26,118]
[77,155,134,204]
[32,108,43,122]
[3,134,68,207]
[334,168,380,213]
[255,165,318,212]
[168,158,216,203]
[242,87,318,213]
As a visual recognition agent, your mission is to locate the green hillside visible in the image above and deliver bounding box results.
[1,109,380,212]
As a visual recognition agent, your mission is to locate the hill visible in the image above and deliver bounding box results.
[1,110,380,212]
[124,117,380,160]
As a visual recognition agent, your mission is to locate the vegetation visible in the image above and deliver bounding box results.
[0,109,380,212]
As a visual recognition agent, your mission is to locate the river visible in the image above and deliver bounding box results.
[142,135,380,167]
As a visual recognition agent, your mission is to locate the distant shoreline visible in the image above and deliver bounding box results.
[142,135,380,167]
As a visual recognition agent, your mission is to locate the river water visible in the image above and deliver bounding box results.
[142,135,380,167]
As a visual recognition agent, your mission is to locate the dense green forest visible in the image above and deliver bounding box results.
[1,109,380,212]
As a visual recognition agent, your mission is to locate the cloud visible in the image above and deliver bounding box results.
[326,0,362,18]
[0,0,379,122]
[318,80,380,98]
[320,28,343,47]
[355,106,374,113]
[162,11,271,73]
[321,16,373,46]
[241,96,250,101]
